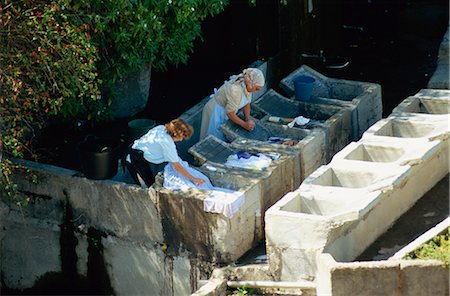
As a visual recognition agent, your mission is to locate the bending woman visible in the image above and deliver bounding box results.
[126,118,205,187]
[199,68,265,141]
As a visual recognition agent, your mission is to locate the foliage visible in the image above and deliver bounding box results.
[0,0,105,204]
[406,228,450,268]
[72,0,230,87]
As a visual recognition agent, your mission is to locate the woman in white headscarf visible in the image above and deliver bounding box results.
[199,68,265,141]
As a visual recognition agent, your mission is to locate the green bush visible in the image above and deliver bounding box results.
[0,0,103,205]
[406,228,450,268]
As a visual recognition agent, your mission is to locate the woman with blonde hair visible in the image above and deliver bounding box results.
[126,118,205,187]
[200,68,265,141]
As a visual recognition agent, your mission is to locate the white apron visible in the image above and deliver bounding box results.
[206,84,250,141]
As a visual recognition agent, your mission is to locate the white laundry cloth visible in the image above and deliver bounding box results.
[203,188,245,219]
[225,153,272,170]
[163,159,244,218]
[287,116,310,128]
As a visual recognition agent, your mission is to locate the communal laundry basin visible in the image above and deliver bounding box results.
[221,117,326,183]
[393,96,450,115]
[279,65,382,139]
[331,139,443,167]
[309,165,395,189]
[365,118,448,139]
[252,89,352,160]
[154,164,262,263]
[188,135,298,228]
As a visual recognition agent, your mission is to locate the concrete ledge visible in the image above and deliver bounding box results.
[316,253,449,296]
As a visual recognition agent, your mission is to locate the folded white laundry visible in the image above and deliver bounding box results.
[203,188,245,219]
[287,116,310,128]
[163,158,244,218]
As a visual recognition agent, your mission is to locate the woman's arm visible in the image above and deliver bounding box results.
[242,103,251,121]
[171,162,205,185]
[227,106,255,131]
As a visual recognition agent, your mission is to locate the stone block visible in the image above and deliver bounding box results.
[153,164,262,262]
[316,253,449,296]
[0,215,61,289]
[329,261,401,296]
[102,236,172,295]
[399,260,449,296]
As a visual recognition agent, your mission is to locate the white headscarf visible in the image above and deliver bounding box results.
[243,68,265,87]
[232,68,265,88]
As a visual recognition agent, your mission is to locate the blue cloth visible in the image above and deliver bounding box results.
[206,84,251,141]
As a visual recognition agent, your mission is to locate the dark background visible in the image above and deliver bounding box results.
[146,0,449,122]
[34,0,449,171]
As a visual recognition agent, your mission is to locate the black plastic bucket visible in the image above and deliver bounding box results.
[77,136,123,180]
[128,118,156,140]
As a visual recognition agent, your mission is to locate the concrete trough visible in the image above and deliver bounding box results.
[392,96,450,116]
[414,88,450,100]
[189,135,299,211]
[331,138,443,166]
[279,65,382,139]
[220,115,326,184]
[251,89,352,160]
[153,166,263,263]
[363,117,449,141]
[265,133,449,280]
[189,136,298,235]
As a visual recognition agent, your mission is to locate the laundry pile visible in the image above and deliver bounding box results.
[225,151,279,171]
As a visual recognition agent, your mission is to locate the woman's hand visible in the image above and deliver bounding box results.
[192,177,205,186]
[243,118,255,131]
[172,162,206,186]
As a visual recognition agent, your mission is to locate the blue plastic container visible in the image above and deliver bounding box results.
[293,75,315,102]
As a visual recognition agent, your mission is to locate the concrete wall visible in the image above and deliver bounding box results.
[0,159,259,293]
[316,253,449,296]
